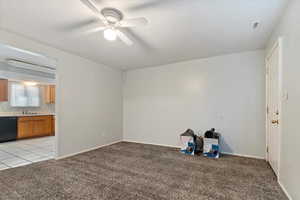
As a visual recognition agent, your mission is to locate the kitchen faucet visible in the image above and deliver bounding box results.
[22,110,38,115]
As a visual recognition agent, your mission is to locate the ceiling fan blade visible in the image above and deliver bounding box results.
[71,20,106,35]
[85,26,106,34]
[80,0,100,13]
[119,18,148,28]
[116,30,133,46]
[128,0,173,11]
[80,0,108,24]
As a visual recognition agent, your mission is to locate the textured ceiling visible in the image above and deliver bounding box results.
[0,0,288,70]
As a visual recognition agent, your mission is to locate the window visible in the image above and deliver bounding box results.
[26,86,40,107]
[10,83,40,107]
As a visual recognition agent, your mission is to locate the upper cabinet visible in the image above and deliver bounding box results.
[0,79,8,102]
[44,85,55,104]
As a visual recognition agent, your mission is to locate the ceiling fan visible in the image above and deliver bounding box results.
[80,0,148,46]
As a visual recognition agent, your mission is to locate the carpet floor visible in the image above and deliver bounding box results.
[0,142,287,200]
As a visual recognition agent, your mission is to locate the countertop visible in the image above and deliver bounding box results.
[0,113,55,117]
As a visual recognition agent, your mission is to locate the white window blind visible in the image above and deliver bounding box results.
[10,83,40,107]
[26,86,39,107]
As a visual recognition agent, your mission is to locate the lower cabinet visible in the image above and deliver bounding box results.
[51,116,55,136]
[18,115,54,139]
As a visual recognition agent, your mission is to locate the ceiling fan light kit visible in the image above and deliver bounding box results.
[104,28,117,41]
[80,0,148,46]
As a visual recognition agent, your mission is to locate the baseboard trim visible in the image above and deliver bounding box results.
[222,152,266,160]
[56,139,265,161]
[123,140,265,160]
[56,140,122,160]
[123,139,181,149]
[278,180,292,200]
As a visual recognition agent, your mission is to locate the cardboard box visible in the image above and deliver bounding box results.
[203,138,220,158]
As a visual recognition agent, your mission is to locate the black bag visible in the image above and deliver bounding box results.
[194,136,203,154]
[204,128,219,139]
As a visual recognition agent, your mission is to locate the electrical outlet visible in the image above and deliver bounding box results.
[282,91,289,101]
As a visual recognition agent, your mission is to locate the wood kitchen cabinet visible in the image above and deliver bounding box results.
[18,116,54,139]
[0,79,8,102]
[44,85,55,104]
[51,116,55,136]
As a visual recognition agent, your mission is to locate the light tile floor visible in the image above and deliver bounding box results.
[0,136,55,170]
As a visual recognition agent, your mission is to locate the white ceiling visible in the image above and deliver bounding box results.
[0,0,288,70]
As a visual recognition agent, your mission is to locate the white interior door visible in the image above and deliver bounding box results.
[266,40,282,177]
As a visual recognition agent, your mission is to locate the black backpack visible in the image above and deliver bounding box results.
[204,128,219,139]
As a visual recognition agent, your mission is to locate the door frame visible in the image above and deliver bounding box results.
[265,37,283,178]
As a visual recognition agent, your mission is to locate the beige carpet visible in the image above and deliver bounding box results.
[0,142,287,200]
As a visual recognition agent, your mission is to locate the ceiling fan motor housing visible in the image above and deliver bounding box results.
[101,8,123,24]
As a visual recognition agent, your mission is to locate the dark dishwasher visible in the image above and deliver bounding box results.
[0,117,17,143]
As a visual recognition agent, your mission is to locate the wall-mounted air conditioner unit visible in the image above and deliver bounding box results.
[5,59,56,74]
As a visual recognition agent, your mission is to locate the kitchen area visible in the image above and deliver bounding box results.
[0,44,57,170]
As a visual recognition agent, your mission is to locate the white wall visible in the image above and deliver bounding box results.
[0,30,123,157]
[268,0,300,199]
[124,50,266,158]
